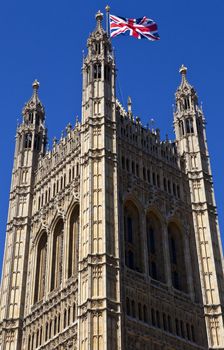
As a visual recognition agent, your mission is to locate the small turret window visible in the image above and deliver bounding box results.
[186,118,194,134]
[24,133,32,148]
[94,63,102,80]
[179,120,185,136]
[184,97,190,110]
[29,113,33,123]
[87,67,90,84]
[95,42,101,55]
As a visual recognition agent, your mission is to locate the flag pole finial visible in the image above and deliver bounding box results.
[105,5,110,36]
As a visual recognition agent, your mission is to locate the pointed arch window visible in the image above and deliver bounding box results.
[168,223,188,293]
[68,206,79,278]
[146,213,165,282]
[179,120,185,136]
[29,112,33,123]
[51,219,64,290]
[186,117,194,134]
[24,133,32,148]
[95,42,101,55]
[184,97,190,110]
[93,63,102,80]
[124,201,143,272]
[34,232,47,303]
[87,66,91,85]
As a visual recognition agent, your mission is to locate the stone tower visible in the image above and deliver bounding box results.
[0,81,46,348]
[0,10,224,350]
[174,65,224,348]
[78,11,121,349]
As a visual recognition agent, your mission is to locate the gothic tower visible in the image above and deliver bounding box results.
[79,11,121,349]
[1,10,224,350]
[174,65,224,348]
[0,81,46,348]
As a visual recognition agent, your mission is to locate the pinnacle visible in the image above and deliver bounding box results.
[95,10,103,24]
[179,64,187,75]
[32,79,40,92]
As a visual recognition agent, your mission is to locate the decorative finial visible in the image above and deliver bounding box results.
[179,64,187,76]
[105,5,110,13]
[32,79,40,92]
[75,115,79,126]
[96,10,103,26]
[66,123,72,133]
[127,96,132,114]
[149,118,155,129]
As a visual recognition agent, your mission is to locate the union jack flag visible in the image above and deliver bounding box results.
[109,14,160,41]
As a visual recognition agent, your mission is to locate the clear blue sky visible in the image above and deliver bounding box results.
[0,0,224,272]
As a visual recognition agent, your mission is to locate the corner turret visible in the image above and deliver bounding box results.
[174,65,224,348]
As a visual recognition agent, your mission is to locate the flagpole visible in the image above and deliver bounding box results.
[105,5,110,37]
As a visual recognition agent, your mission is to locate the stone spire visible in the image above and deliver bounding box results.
[127,96,132,118]
[23,79,45,117]
[175,65,198,112]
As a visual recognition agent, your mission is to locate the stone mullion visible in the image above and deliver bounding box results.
[163,223,172,287]
[141,210,148,277]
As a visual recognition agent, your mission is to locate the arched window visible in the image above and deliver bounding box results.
[39,327,42,346]
[184,97,190,110]
[146,213,165,282]
[179,120,185,136]
[68,206,79,278]
[58,314,61,333]
[95,42,101,55]
[51,219,64,290]
[124,201,143,272]
[186,118,194,134]
[49,319,52,338]
[54,317,57,335]
[24,133,32,149]
[29,112,33,123]
[93,63,102,80]
[64,309,67,328]
[168,223,187,293]
[36,329,39,347]
[34,232,47,303]
[28,335,31,350]
[45,323,48,341]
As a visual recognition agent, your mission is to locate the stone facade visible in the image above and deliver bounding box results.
[0,11,224,350]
